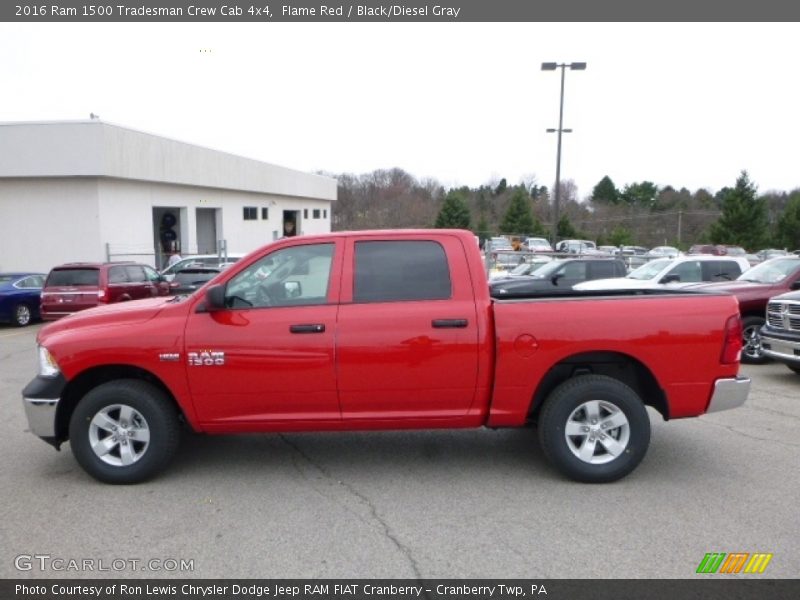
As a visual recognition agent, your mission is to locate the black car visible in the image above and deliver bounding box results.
[489,258,627,297]
[168,267,221,295]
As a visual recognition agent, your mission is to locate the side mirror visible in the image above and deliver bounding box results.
[284,281,302,298]
[551,273,564,286]
[204,284,226,311]
[661,274,681,284]
[791,280,800,290]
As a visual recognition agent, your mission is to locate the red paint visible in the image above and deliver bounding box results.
[37,230,744,434]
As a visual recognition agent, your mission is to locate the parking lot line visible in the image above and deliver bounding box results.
[0,330,34,339]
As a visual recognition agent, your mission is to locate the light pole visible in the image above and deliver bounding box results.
[542,61,586,247]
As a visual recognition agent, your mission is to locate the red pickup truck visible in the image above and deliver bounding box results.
[22,230,750,484]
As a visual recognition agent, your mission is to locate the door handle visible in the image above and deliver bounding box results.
[432,319,468,329]
[290,324,326,334]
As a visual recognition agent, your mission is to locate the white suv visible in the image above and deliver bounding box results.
[574,255,751,290]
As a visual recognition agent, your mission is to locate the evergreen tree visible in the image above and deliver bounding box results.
[557,215,578,239]
[709,171,768,249]
[776,191,800,250]
[607,225,634,246]
[500,188,536,234]
[476,214,491,244]
[494,178,508,196]
[434,190,471,229]
[592,176,619,204]
[620,181,659,207]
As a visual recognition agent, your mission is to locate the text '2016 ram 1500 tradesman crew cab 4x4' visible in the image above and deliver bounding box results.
[22,230,750,484]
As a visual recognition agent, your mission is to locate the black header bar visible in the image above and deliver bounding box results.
[3,1,800,22]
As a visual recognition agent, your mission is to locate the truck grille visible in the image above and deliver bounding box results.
[766,300,800,331]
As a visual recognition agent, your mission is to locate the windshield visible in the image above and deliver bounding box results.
[509,263,532,275]
[738,257,800,283]
[627,259,671,280]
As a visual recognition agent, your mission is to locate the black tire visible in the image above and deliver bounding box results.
[538,375,651,483]
[13,303,32,327]
[741,316,768,364]
[787,365,800,375]
[69,380,180,484]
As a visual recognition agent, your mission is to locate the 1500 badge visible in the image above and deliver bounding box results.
[188,351,225,366]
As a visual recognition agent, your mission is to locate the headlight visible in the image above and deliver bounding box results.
[38,346,60,378]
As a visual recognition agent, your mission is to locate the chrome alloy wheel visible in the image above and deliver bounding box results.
[742,324,763,360]
[564,400,630,465]
[15,304,31,326]
[88,404,151,466]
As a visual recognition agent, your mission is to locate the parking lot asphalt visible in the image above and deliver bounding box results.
[1,322,798,579]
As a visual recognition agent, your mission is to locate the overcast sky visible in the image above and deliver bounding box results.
[2,22,799,199]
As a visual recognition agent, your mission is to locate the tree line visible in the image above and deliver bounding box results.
[325,168,800,251]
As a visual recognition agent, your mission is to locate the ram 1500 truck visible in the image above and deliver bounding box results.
[759,290,800,373]
[22,230,750,484]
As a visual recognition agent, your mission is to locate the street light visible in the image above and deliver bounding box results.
[542,61,586,246]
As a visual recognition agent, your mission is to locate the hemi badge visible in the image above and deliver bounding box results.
[159,353,181,362]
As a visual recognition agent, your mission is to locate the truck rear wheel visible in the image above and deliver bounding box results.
[538,375,650,483]
[69,380,180,484]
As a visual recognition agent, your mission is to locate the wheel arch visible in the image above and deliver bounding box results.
[55,365,185,443]
[528,351,668,422]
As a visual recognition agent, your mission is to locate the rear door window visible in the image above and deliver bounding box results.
[705,261,742,282]
[353,240,451,303]
[108,266,128,284]
[589,261,619,278]
[46,269,99,287]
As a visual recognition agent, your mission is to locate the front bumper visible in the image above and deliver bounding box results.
[760,330,800,365]
[706,376,751,414]
[22,374,67,447]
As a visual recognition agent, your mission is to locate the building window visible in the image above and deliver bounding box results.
[304,209,309,219]
[261,207,269,220]
[313,209,321,219]
[243,207,257,220]
[323,209,328,219]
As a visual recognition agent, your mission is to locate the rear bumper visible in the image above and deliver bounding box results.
[706,376,750,414]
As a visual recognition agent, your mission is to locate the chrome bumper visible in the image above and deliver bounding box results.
[761,335,800,364]
[706,376,751,413]
[21,374,67,445]
[23,396,59,438]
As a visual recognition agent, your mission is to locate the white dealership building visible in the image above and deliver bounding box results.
[0,120,337,273]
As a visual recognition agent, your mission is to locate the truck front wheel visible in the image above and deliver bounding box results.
[538,375,651,483]
[69,380,180,484]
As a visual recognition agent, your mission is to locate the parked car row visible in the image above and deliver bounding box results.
[0,254,241,327]
[486,251,800,370]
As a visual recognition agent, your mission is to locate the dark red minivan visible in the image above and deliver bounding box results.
[41,262,169,321]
